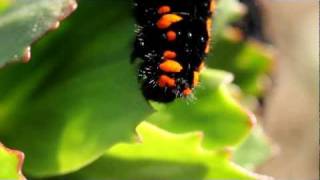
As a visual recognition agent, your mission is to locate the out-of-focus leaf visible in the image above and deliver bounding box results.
[63,122,260,180]
[211,0,273,96]
[0,143,25,180]
[0,0,11,13]
[0,1,152,177]
[147,69,255,149]
[208,33,273,96]
[233,125,272,170]
[214,0,247,36]
[0,0,77,66]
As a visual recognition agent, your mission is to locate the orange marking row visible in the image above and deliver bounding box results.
[158,49,181,86]
[156,6,195,97]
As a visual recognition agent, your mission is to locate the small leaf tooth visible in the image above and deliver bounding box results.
[22,46,31,63]
[192,131,205,149]
[246,109,257,128]
[69,0,78,11]
[195,131,204,140]
[59,0,78,21]
[237,102,257,128]
[0,143,26,180]
[15,151,26,180]
[223,147,233,159]
[50,21,60,31]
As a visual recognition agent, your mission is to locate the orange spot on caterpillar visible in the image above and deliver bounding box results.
[156,14,183,29]
[166,31,177,41]
[158,75,176,87]
[158,5,171,14]
[183,88,193,96]
[163,50,177,59]
[193,71,200,86]
[160,60,183,73]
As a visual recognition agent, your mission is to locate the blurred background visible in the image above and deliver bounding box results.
[256,0,319,179]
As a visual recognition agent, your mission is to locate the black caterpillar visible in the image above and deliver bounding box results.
[132,0,215,102]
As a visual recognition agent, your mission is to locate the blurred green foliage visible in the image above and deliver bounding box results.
[0,0,11,13]
[209,35,273,96]
[0,0,273,179]
[211,0,273,96]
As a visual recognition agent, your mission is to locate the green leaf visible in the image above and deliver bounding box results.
[62,122,259,180]
[0,0,77,66]
[0,143,25,180]
[0,0,152,177]
[233,125,272,170]
[147,69,255,149]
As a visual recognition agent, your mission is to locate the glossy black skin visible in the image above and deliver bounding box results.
[132,0,212,102]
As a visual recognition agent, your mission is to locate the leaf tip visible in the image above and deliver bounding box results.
[22,46,31,64]
[59,0,78,21]
[221,146,234,159]
[0,143,26,180]
[50,21,61,31]
[246,109,257,128]
[194,131,204,141]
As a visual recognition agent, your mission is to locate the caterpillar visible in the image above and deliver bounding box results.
[132,0,215,102]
